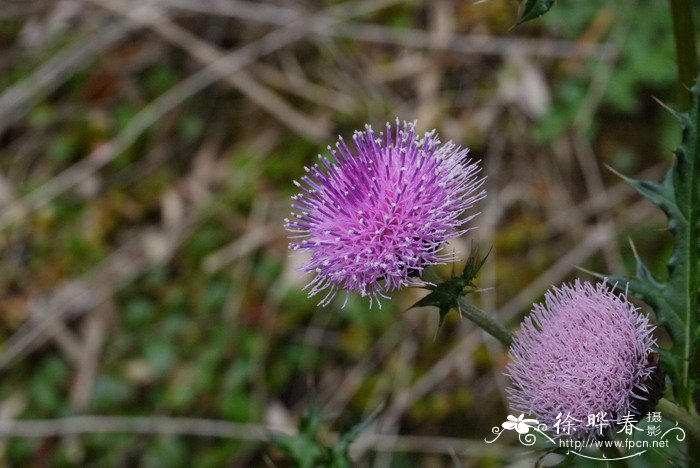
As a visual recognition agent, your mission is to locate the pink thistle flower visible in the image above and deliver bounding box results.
[506,280,659,438]
[284,120,485,307]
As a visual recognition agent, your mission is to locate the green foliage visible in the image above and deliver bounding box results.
[144,65,180,96]
[604,78,700,410]
[412,248,489,327]
[270,401,379,468]
[91,375,135,410]
[143,338,177,377]
[143,436,188,468]
[518,0,555,24]
[29,356,70,414]
[536,0,677,141]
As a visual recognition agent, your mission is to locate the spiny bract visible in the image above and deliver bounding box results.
[284,120,485,307]
[506,280,657,438]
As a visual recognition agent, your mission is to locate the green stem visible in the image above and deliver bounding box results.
[457,297,513,347]
[657,398,700,441]
[669,0,698,110]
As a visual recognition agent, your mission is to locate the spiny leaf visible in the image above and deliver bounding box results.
[610,166,683,222]
[299,399,323,435]
[412,247,490,327]
[270,400,383,467]
[604,76,700,410]
[269,401,324,468]
[270,431,323,468]
[334,404,382,453]
[519,0,555,24]
[329,404,383,467]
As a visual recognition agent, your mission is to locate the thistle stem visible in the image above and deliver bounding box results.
[457,297,513,347]
[669,0,698,110]
[657,398,700,441]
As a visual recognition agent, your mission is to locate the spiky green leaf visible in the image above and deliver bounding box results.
[410,249,512,345]
[412,248,489,327]
[270,431,323,468]
[606,77,700,410]
[269,402,325,468]
[270,401,381,467]
[329,405,382,467]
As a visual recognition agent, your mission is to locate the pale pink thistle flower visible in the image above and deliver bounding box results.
[285,120,485,307]
[506,280,659,438]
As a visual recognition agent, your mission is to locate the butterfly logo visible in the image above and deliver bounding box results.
[502,414,539,434]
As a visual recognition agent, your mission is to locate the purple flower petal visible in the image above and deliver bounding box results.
[506,280,657,438]
[285,120,485,306]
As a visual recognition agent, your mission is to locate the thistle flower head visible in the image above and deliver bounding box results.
[506,280,658,438]
[284,120,485,306]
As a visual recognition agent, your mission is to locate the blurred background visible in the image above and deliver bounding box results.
[0,0,692,466]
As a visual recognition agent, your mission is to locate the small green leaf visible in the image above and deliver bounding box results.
[519,0,555,24]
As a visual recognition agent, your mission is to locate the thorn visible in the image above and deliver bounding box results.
[574,265,605,279]
[603,163,628,180]
[651,95,683,121]
[628,237,642,262]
